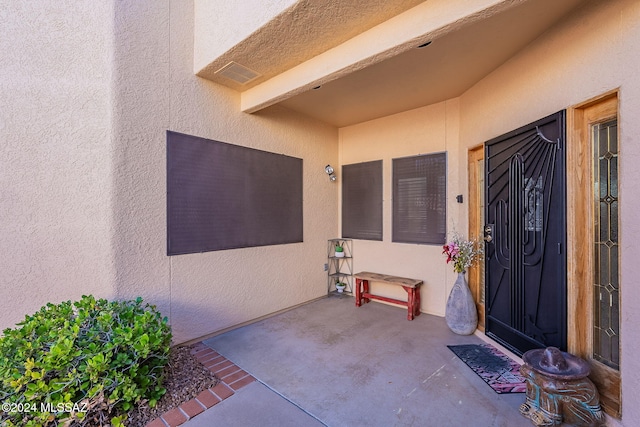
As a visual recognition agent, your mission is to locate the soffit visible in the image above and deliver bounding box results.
[196,0,426,90]
[279,0,587,126]
[197,0,588,127]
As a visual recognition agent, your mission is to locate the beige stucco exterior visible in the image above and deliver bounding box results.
[339,100,462,316]
[111,0,340,343]
[458,3,640,423]
[2,0,640,424]
[337,0,640,423]
[1,1,338,343]
[0,1,117,319]
[193,0,298,74]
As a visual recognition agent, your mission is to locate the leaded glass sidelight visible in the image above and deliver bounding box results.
[593,118,619,370]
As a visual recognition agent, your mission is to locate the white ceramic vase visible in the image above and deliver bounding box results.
[445,272,478,335]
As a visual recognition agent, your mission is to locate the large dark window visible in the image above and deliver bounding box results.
[167,131,303,255]
[342,160,383,241]
[393,153,446,244]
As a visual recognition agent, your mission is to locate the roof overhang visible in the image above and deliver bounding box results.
[195,0,587,127]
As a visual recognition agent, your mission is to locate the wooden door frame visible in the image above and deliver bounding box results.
[468,144,485,330]
[567,90,621,417]
[467,93,620,416]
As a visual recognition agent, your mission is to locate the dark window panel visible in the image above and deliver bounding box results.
[392,153,446,245]
[167,131,303,255]
[342,160,383,241]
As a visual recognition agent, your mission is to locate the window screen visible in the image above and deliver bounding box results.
[342,160,383,241]
[393,153,446,244]
[167,131,303,255]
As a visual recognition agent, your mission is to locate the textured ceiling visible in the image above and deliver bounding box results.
[196,0,426,90]
[197,0,588,127]
[278,0,587,126]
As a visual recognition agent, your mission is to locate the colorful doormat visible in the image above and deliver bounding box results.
[447,344,526,394]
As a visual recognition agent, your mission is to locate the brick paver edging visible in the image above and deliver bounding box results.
[145,342,256,427]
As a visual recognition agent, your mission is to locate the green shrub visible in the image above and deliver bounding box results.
[0,295,171,426]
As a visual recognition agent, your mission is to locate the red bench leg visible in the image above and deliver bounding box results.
[401,287,422,321]
[355,278,371,306]
[407,287,414,321]
[362,280,370,303]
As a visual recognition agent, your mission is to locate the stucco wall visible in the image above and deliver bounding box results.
[338,99,463,316]
[0,1,116,328]
[459,0,640,423]
[3,0,640,421]
[111,0,338,343]
[0,0,338,344]
[339,0,640,422]
[193,0,297,72]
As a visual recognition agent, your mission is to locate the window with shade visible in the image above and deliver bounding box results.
[166,131,303,255]
[392,153,447,245]
[341,160,383,241]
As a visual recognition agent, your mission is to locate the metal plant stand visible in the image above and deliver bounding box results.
[327,239,353,295]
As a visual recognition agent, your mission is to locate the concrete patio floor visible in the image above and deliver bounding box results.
[184,295,532,427]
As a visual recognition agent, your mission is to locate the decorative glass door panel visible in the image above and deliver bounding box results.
[592,118,619,370]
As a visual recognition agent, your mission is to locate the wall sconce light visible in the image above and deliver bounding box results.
[325,164,337,182]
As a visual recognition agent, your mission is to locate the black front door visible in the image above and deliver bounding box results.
[484,111,567,355]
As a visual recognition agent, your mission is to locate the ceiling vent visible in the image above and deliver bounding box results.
[214,61,261,85]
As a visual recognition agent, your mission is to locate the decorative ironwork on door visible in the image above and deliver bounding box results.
[484,111,567,355]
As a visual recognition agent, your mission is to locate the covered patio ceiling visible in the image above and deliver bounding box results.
[196,0,587,127]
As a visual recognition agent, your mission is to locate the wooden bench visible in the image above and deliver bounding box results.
[354,271,423,321]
